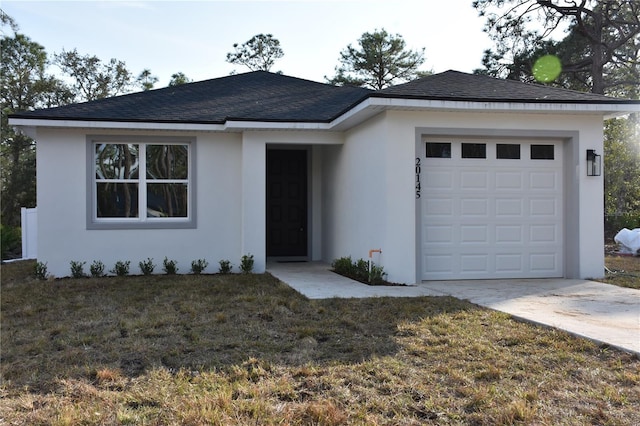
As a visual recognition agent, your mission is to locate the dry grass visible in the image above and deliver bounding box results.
[602,255,640,289]
[1,260,639,425]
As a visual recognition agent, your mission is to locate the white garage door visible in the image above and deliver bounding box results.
[420,138,563,280]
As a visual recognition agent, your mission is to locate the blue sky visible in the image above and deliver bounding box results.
[3,0,493,87]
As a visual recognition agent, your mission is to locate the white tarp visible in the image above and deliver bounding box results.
[614,228,640,255]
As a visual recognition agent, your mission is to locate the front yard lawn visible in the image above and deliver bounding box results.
[1,260,638,425]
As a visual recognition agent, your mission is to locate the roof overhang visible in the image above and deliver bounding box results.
[329,97,640,130]
[9,98,640,134]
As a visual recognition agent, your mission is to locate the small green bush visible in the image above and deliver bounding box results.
[331,256,354,276]
[34,261,48,280]
[191,259,209,274]
[69,261,86,278]
[331,256,388,285]
[111,260,131,277]
[90,260,105,277]
[139,258,156,275]
[0,225,21,260]
[163,257,178,275]
[240,254,254,274]
[218,259,232,274]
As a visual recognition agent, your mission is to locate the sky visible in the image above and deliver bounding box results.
[3,0,494,88]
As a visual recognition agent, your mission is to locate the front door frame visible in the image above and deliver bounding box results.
[266,145,311,261]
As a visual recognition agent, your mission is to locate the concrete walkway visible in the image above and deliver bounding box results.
[267,261,640,356]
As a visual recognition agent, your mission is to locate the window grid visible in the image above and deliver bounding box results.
[94,142,190,222]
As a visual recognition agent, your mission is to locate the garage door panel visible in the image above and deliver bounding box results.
[460,225,488,243]
[461,254,489,273]
[495,254,523,272]
[530,253,558,272]
[495,225,523,243]
[421,138,563,280]
[424,170,453,190]
[530,224,558,243]
[460,198,488,216]
[495,198,523,216]
[424,225,453,243]
[530,171,559,190]
[530,198,558,216]
[495,171,523,189]
[424,254,454,273]
[461,171,488,189]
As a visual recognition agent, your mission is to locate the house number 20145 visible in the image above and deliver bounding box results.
[415,158,421,199]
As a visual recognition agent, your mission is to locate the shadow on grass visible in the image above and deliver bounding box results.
[0,262,475,393]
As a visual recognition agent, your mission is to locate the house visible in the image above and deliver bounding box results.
[9,70,640,283]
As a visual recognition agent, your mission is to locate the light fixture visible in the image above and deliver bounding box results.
[586,149,601,176]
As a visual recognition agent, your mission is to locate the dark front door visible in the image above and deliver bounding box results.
[266,149,308,257]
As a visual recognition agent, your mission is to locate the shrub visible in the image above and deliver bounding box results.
[34,261,48,280]
[240,254,254,274]
[163,257,178,275]
[0,225,21,260]
[218,259,232,274]
[331,256,388,285]
[331,256,354,276]
[139,258,155,275]
[190,259,209,274]
[69,260,86,278]
[110,260,131,277]
[90,260,105,277]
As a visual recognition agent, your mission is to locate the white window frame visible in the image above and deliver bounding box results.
[87,135,197,229]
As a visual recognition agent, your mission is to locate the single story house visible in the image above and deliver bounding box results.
[9,70,640,283]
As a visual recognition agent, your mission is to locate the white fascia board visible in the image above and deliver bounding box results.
[367,97,640,113]
[330,97,640,129]
[8,117,334,132]
[8,118,229,132]
[222,121,332,130]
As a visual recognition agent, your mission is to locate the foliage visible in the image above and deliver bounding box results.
[604,117,640,216]
[240,254,254,274]
[218,259,232,274]
[136,68,158,91]
[138,257,156,276]
[168,72,191,86]
[473,0,640,96]
[190,258,209,274]
[110,260,131,277]
[54,49,134,101]
[33,261,48,280]
[89,260,105,278]
[327,28,425,90]
[0,224,20,259]
[0,32,70,227]
[69,260,86,278]
[331,256,388,285]
[162,257,178,275]
[226,33,284,72]
[1,14,151,228]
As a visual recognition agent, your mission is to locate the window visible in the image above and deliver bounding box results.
[89,137,195,229]
[531,144,554,160]
[426,142,451,158]
[497,144,520,159]
[462,143,486,159]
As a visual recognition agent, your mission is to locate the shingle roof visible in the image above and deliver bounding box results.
[375,70,635,104]
[11,71,372,124]
[10,70,637,124]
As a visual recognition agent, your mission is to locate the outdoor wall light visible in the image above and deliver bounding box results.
[586,149,601,176]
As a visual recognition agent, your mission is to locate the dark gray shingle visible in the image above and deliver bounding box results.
[11,70,637,124]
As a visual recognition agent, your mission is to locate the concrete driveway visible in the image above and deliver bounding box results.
[267,262,640,356]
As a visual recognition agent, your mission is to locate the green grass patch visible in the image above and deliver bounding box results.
[1,260,639,424]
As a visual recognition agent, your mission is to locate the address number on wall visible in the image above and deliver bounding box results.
[415,157,421,199]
